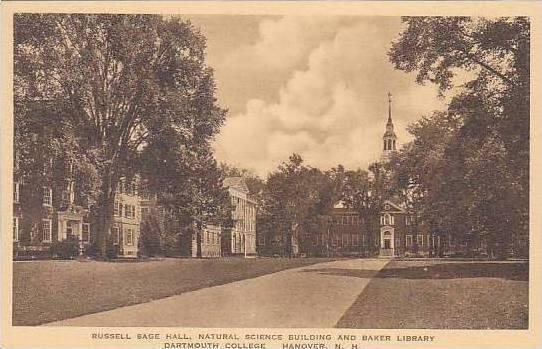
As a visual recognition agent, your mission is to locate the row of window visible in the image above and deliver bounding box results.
[12,217,90,243]
[13,183,71,208]
[333,215,365,226]
[111,227,135,245]
[114,202,137,219]
[116,181,138,196]
[323,233,369,247]
[380,214,418,226]
[380,214,395,226]
[192,231,221,245]
[404,234,441,247]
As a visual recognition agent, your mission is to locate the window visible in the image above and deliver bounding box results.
[13,182,19,203]
[406,216,411,226]
[125,228,134,246]
[114,201,121,216]
[141,207,149,219]
[13,217,19,241]
[42,219,52,242]
[111,227,120,244]
[82,223,90,243]
[66,221,73,236]
[67,160,74,175]
[417,234,424,246]
[383,214,392,226]
[61,191,70,207]
[406,235,413,247]
[117,181,124,194]
[124,204,135,219]
[352,234,359,246]
[43,187,52,206]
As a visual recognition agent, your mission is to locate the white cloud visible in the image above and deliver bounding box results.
[213,17,445,177]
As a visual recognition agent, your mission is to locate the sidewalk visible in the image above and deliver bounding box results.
[45,258,388,328]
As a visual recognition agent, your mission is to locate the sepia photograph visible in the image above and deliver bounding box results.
[1,2,540,349]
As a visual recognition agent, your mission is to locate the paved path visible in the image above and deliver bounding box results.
[46,258,388,327]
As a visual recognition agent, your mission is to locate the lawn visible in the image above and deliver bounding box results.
[12,257,336,326]
[335,260,529,329]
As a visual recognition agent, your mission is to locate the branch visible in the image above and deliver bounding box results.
[456,47,516,86]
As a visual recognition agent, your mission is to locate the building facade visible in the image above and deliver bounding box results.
[222,177,257,257]
[190,224,222,258]
[13,153,92,259]
[110,178,141,258]
[296,204,377,257]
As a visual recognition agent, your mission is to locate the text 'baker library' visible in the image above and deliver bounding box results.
[12,96,528,260]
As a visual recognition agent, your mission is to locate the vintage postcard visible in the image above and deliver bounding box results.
[0,1,540,349]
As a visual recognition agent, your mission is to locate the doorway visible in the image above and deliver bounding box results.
[384,238,391,249]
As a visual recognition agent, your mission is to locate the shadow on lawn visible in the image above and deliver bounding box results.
[301,262,528,281]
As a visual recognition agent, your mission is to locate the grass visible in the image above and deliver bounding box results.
[335,260,529,329]
[12,257,336,326]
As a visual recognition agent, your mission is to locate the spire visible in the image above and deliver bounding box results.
[381,91,397,162]
[387,91,393,125]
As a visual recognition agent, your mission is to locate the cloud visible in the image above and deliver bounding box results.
[213,17,445,177]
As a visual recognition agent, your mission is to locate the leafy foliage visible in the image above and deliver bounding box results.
[389,17,529,257]
[14,14,226,256]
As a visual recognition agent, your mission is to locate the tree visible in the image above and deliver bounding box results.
[260,154,338,257]
[14,14,226,257]
[389,17,529,257]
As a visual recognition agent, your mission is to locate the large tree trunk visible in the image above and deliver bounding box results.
[95,165,118,259]
[196,223,202,258]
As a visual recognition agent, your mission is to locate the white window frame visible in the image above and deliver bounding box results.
[406,235,413,247]
[417,234,424,246]
[112,226,120,244]
[384,214,391,225]
[13,216,19,241]
[43,187,52,207]
[82,223,90,243]
[125,228,134,246]
[14,182,20,203]
[42,219,52,242]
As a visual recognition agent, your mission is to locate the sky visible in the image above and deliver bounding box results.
[183,15,446,177]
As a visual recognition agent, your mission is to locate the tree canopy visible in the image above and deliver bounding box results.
[14,14,227,256]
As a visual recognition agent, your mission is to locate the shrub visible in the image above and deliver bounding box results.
[50,236,80,259]
[106,243,119,259]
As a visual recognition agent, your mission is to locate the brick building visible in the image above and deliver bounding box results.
[13,152,92,259]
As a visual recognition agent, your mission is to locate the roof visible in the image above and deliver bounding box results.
[223,176,249,193]
[381,199,406,213]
